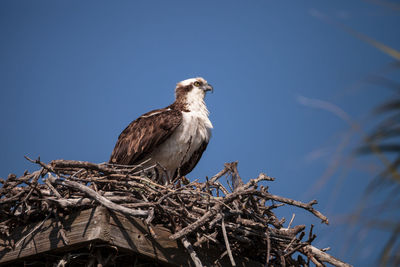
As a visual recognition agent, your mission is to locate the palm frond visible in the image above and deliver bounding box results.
[366,127,400,142]
[365,75,400,93]
[357,144,400,154]
[374,100,400,114]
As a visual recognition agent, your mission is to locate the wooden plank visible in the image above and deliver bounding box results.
[108,211,190,265]
[0,207,262,266]
[0,207,107,264]
[108,211,262,266]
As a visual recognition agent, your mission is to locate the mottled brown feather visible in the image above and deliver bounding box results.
[109,107,182,165]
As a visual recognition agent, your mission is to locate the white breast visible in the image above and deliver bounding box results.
[149,100,212,179]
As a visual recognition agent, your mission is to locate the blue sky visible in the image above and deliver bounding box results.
[1,1,399,265]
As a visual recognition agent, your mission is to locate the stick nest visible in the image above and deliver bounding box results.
[0,157,351,267]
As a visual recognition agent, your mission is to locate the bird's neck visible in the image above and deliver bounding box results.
[187,97,208,115]
[185,92,213,129]
[175,90,208,114]
[171,91,212,128]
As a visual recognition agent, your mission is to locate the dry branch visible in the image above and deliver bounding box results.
[0,158,352,267]
[47,176,148,217]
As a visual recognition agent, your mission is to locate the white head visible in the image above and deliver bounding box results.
[174,77,213,112]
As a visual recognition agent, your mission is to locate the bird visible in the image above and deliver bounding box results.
[109,77,213,184]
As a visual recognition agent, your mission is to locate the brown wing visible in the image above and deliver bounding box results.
[178,141,209,177]
[109,108,182,165]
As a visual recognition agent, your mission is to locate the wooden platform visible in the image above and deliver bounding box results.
[0,207,262,266]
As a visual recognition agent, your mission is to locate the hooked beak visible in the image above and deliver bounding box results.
[203,83,214,93]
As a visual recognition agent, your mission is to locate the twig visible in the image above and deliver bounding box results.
[170,204,220,240]
[254,191,329,224]
[288,213,296,229]
[265,230,271,267]
[44,174,63,199]
[47,177,148,217]
[181,236,203,267]
[302,245,353,267]
[221,217,236,266]
[15,212,51,248]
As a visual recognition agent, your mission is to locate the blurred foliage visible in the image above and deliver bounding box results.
[357,86,400,266]
[313,3,400,265]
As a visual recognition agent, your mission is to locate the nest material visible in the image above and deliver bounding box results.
[0,157,351,267]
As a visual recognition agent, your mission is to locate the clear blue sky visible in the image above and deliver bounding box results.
[1,1,399,265]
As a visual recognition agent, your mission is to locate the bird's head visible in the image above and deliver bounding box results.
[175,77,213,104]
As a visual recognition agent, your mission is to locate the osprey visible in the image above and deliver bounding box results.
[109,77,213,184]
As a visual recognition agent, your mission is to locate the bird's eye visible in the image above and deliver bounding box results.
[193,81,201,87]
